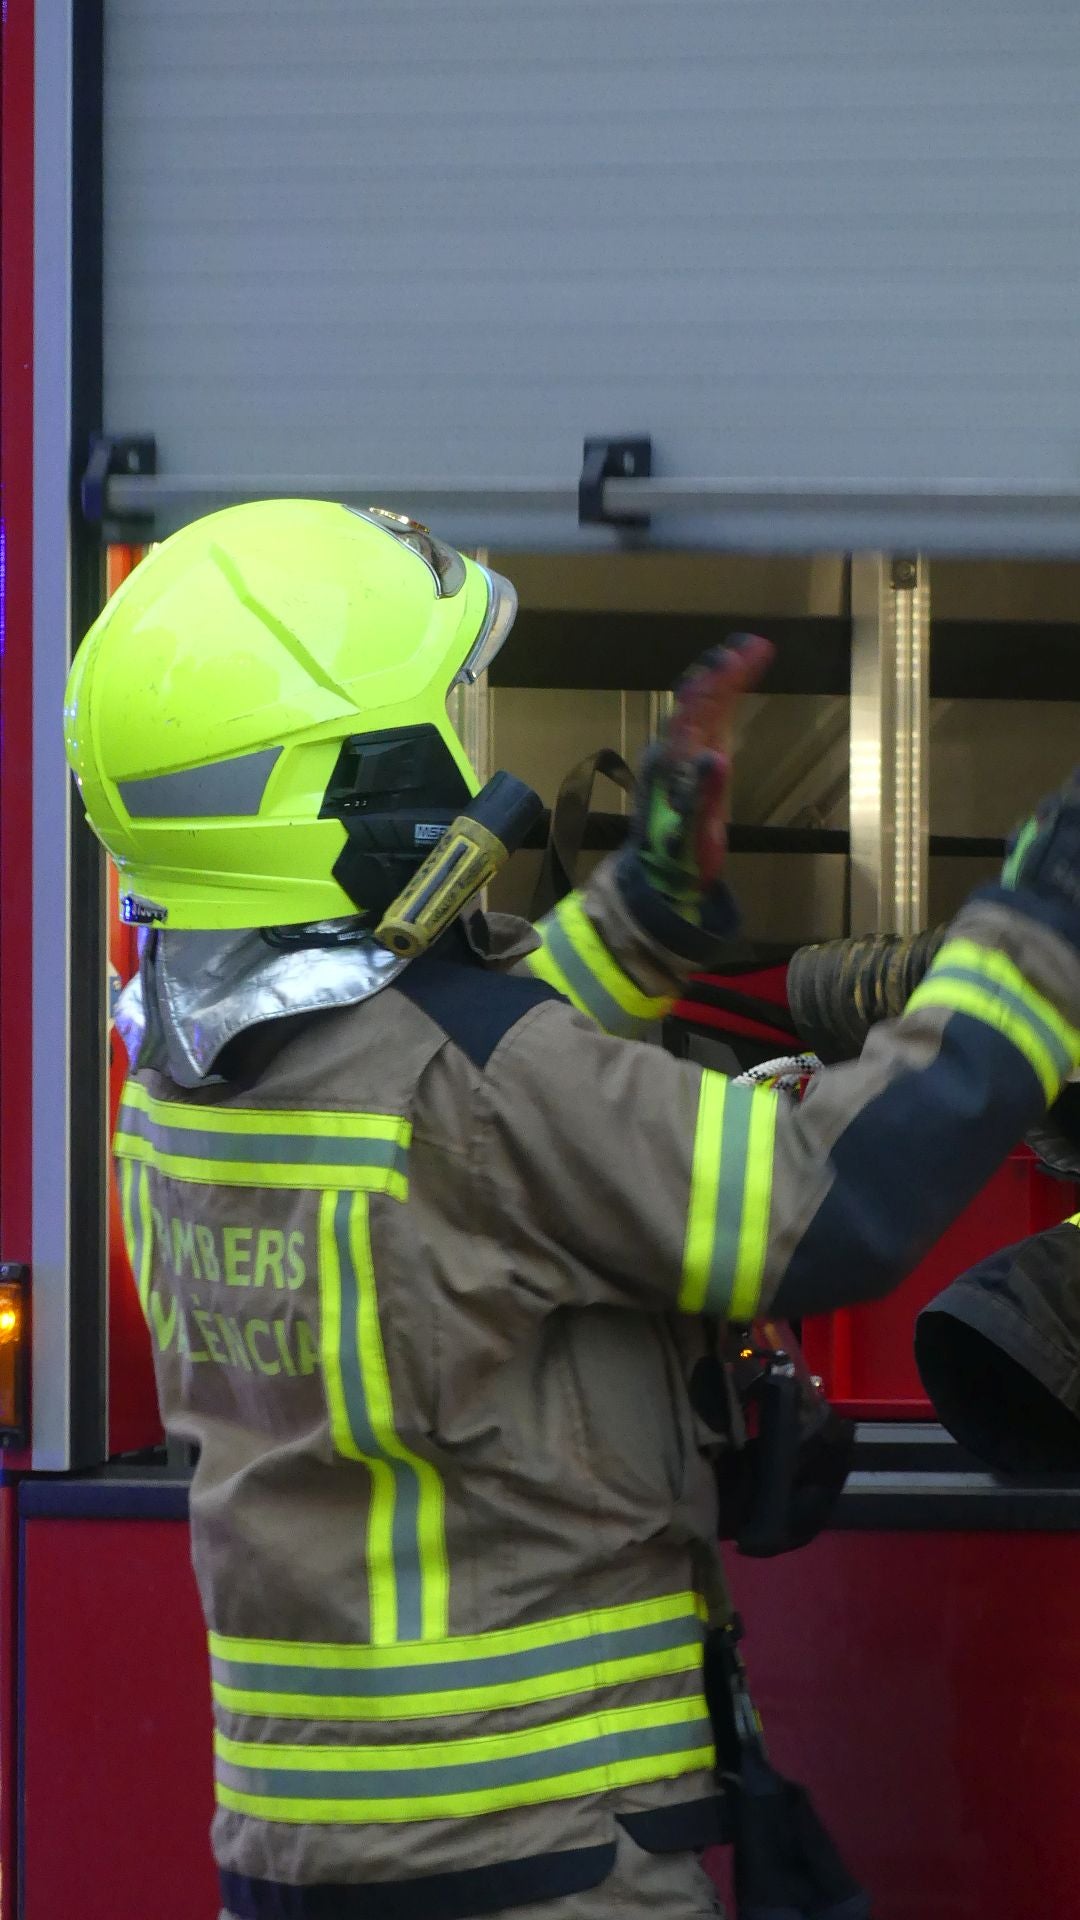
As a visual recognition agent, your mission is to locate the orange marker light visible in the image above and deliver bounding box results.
[0,1270,28,1441]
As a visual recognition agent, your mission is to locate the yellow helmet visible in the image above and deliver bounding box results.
[64,500,516,930]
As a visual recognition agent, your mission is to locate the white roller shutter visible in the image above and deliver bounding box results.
[103,0,1080,551]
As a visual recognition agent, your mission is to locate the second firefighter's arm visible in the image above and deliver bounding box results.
[483,894,1080,1321]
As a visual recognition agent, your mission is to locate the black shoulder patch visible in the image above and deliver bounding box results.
[394,957,564,1070]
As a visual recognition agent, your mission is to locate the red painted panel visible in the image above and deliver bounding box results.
[726,1532,1080,1920]
[22,1513,1080,1920]
[802,1149,1076,1416]
[21,1519,217,1920]
[0,1488,17,1920]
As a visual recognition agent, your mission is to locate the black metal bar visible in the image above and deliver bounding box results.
[20,1456,1080,1531]
[520,814,1004,860]
[19,1469,189,1522]
[932,622,1080,701]
[494,610,1080,702]
[491,612,853,693]
[832,1471,1080,1532]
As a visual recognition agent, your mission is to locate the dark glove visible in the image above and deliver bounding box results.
[621,634,773,935]
[999,772,1080,942]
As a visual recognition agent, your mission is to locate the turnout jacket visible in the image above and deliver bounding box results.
[114,861,1080,1919]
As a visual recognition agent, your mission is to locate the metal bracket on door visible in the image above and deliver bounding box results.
[578,435,653,528]
[81,433,157,543]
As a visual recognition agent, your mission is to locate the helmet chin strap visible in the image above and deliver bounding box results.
[259,918,370,952]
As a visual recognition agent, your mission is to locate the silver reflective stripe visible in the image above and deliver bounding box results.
[215,1714,714,1800]
[211,1609,703,1699]
[114,1104,407,1175]
[118,746,281,820]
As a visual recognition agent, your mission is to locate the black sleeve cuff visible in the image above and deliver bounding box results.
[615,849,740,968]
[968,882,1080,954]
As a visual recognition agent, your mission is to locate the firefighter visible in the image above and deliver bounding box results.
[65,501,1080,1920]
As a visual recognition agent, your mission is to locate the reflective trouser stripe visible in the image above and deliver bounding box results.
[906,938,1080,1103]
[209,1593,707,1720]
[527,892,672,1037]
[118,1157,153,1313]
[318,1190,448,1645]
[213,1695,714,1823]
[114,1083,410,1196]
[681,1071,777,1318]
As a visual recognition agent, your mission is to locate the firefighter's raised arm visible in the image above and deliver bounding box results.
[525,636,773,1031]
[483,782,1080,1323]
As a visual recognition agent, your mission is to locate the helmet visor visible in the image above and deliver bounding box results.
[454,566,518,685]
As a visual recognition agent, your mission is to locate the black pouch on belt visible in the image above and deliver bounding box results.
[705,1618,873,1920]
[693,1323,856,1557]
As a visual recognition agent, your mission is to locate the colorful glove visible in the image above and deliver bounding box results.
[1000,772,1080,941]
[627,634,773,927]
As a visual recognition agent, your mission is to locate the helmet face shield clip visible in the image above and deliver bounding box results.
[352,506,467,598]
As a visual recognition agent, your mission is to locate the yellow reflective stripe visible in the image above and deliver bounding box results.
[118,1156,137,1272]
[730,1090,777,1320]
[116,1157,153,1316]
[347,1192,448,1643]
[317,1193,449,1646]
[680,1072,726,1311]
[907,938,1080,1102]
[679,1074,776,1318]
[134,1165,154,1312]
[216,1692,704,1768]
[939,939,1080,1062]
[211,1641,703,1722]
[551,894,672,1022]
[114,1084,410,1194]
[939,983,1059,1100]
[208,1590,707,1669]
[119,1081,412,1147]
[109,1154,408,1197]
[347,1195,400,1645]
[527,893,672,1037]
[213,1694,715,1820]
[318,1191,397,1645]
[214,1744,716,1824]
[117,1158,147,1316]
[1067,1214,1080,1229]
[112,1134,408,1197]
[525,941,591,1016]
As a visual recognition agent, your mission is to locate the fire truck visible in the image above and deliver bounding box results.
[5,4,1080,1914]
